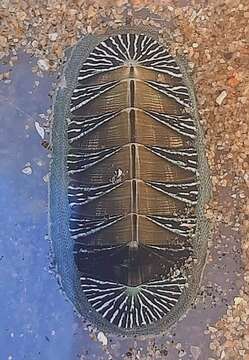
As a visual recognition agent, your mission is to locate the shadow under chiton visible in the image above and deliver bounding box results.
[49,27,211,336]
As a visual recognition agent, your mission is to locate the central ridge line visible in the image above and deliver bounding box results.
[128,68,139,246]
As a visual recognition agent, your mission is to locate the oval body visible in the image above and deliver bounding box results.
[50,30,211,335]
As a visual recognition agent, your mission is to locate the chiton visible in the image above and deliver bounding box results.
[50,30,211,335]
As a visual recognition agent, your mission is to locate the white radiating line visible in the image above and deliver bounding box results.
[146,183,198,205]
[70,217,121,239]
[146,216,195,236]
[71,82,119,112]
[140,65,182,78]
[147,81,190,107]
[102,293,125,318]
[142,287,179,302]
[68,149,120,174]
[118,34,131,60]
[148,148,197,173]
[139,292,162,320]
[78,65,123,81]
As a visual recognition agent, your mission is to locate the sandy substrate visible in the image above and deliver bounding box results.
[1,1,248,359]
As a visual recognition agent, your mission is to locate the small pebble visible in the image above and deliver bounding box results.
[97,331,108,346]
[22,165,32,176]
[37,59,49,71]
[43,173,50,183]
[48,32,58,41]
[215,90,227,105]
[34,121,45,139]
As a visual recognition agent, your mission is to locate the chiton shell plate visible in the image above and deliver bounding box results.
[50,28,211,336]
